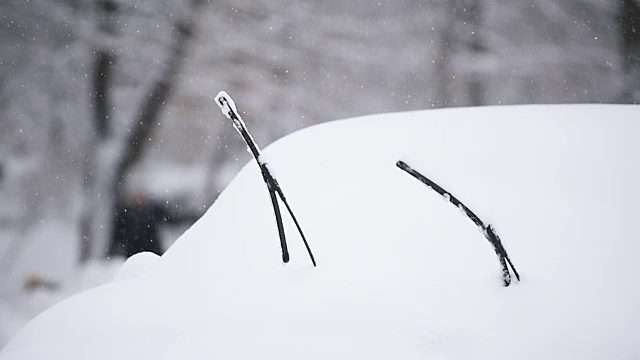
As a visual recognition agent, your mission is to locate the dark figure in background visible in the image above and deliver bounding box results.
[108,191,198,258]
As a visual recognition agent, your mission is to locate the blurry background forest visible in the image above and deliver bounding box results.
[0,0,639,348]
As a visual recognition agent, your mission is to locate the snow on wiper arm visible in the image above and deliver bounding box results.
[396,160,519,287]
[214,90,316,267]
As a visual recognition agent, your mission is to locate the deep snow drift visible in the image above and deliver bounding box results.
[2,104,640,359]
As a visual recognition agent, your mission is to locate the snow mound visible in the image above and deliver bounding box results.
[2,104,640,359]
[114,252,160,282]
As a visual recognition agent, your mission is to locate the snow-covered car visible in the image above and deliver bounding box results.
[2,104,639,359]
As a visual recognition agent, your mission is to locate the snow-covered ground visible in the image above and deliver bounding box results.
[1,104,639,359]
[0,223,125,349]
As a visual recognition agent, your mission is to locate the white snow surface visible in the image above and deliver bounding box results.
[2,104,640,359]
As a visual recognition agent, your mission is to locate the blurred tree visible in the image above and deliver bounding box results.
[436,0,488,107]
[619,0,640,102]
[79,0,206,262]
[78,0,119,263]
[462,1,487,106]
[0,0,90,274]
[440,0,621,105]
